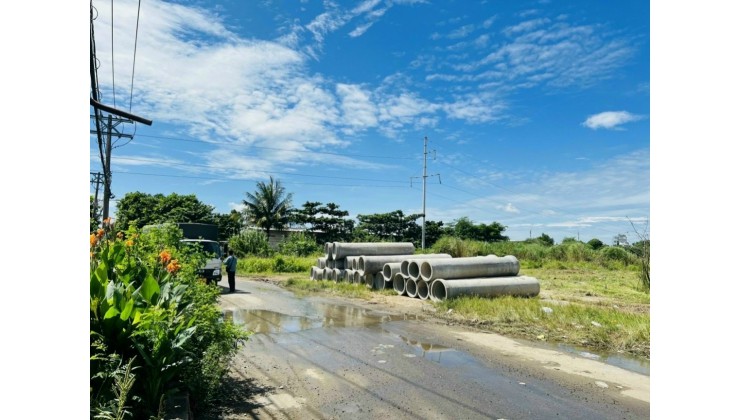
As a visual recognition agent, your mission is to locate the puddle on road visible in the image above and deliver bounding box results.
[224,303,648,376]
[554,343,650,376]
[223,303,422,334]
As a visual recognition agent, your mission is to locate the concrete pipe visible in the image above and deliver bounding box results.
[317,257,327,269]
[372,272,386,290]
[333,268,345,282]
[323,267,332,280]
[353,271,363,284]
[393,273,408,296]
[416,279,429,300]
[332,242,415,261]
[364,272,378,288]
[405,277,418,298]
[344,269,355,283]
[327,259,335,269]
[429,276,540,302]
[383,263,402,282]
[358,255,413,275]
[407,261,423,281]
[333,258,346,270]
[345,256,359,270]
[400,254,452,277]
[420,255,520,282]
[309,266,317,280]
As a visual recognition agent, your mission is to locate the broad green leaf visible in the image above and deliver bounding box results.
[95,262,108,283]
[104,306,120,319]
[120,298,134,321]
[141,273,160,303]
[133,310,142,325]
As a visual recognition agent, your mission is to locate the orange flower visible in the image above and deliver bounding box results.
[166,259,181,274]
[159,250,172,264]
[96,228,105,238]
[90,234,98,247]
[103,217,113,225]
[125,239,134,247]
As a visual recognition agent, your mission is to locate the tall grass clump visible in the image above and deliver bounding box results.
[238,255,314,273]
[277,232,322,257]
[228,230,272,257]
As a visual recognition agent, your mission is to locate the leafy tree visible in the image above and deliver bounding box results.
[587,238,604,250]
[290,201,354,243]
[242,176,293,238]
[155,193,215,224]
[534,233,554,246]
[561,237,579,244]
[213,210,243,242]
[355,210,422,244]
[444,217,508,242]
[115,192,216,230]
[423,220,446,248]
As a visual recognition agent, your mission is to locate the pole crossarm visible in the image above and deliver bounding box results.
[90,97,153,126]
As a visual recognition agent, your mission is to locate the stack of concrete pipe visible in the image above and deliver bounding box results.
[309,242,415,286]
[309,245,539,301]
[393,254,540,301]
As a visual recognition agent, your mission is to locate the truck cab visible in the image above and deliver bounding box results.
[180,238,223,284]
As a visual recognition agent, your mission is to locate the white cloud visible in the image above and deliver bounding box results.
[336,83,379,129]
[583,111,644,130]
[429,16,635,91]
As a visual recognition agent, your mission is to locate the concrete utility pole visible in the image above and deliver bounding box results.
[90,172,103,225]
[411,136,440,250]
[90,114,135,220]
[90,4,152,222]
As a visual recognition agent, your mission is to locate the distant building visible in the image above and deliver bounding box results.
[245,226,321,249]
[613,234,630,247]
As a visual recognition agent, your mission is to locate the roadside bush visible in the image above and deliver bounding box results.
[238,255,314,273]
[90,221,249,418]
[587,238,605,250]
[278,232,322,257]
[229,230,272,257]
[599,245,637,266]
[431,235,479,257]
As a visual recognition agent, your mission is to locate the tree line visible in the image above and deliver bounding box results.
[97,176,623,249]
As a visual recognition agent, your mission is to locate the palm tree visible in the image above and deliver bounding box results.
[242,176,294,239]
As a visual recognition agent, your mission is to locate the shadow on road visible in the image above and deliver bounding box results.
[201,371,275,419]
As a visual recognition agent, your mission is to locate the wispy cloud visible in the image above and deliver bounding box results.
[426,149,649,241]
[583,111,645,130]
[427,16,635,91]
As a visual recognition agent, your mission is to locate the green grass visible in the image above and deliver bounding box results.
[435,295,649,358]
[236,255,314,274]
[251,249,651,360]
[284,277,375,299]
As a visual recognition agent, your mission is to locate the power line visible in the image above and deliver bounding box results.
[129,0,142,112]
[104,155,409,183]
[107,170,410,189]
[129,133,417,160]
[110,0,116,107]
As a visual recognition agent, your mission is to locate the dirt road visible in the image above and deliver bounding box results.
[210,276,649,419]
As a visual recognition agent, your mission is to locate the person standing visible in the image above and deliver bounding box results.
[224,250,237,293]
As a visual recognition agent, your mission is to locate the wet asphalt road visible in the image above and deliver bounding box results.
[215,277,649,420]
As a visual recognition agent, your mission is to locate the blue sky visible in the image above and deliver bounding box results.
[89,0,650,245]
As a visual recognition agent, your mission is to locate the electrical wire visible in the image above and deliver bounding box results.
[105,155,409,183]
[112,171,410,189]
[110,0,116,107]
[129,0,142,112]
[131,133,417,160]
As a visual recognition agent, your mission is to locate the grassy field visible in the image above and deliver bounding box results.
[270,260,650,360]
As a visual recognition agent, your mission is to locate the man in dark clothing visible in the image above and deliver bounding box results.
[224,250,237,293]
